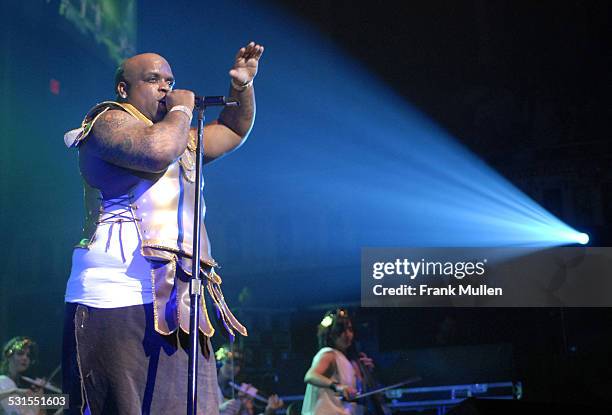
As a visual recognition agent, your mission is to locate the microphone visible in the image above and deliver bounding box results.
[195,96,239,108]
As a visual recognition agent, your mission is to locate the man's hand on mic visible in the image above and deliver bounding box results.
[229,41,264,86]
[165,89,195,111]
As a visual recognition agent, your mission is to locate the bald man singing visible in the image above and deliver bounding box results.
[62,42,264,414]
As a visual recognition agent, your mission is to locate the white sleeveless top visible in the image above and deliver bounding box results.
[302,347,359,415]
[65,196,153,307]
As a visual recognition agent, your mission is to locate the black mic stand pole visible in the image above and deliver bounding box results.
[187,95,239,415]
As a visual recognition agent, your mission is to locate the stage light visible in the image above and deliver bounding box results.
[577,233,589,245]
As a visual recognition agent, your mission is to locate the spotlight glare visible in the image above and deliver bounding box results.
[577,233,589,245]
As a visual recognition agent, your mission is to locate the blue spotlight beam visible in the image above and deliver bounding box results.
[158,1,590,276]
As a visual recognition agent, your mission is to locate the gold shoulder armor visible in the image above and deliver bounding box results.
[64,101,126,148]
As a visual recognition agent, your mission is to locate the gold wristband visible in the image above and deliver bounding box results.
[231,78,253,91]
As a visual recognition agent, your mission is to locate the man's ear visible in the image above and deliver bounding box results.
[117,81,128,99]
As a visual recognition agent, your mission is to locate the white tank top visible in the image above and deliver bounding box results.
[302,347,359,415]
[65,196,153,307]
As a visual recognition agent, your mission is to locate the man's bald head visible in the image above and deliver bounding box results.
[114,53,170,98]
[112,53,175,122]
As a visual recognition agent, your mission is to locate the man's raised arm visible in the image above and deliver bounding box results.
[203,41,265,162]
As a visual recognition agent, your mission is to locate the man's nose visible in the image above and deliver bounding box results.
[159,83,170,93]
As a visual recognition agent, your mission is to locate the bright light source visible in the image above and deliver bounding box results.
[577,233,589,245]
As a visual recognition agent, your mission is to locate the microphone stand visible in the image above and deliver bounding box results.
[187,95,239,415]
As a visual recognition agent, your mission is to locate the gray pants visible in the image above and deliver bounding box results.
[62,303,219,415]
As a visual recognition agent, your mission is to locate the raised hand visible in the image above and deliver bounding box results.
[229,41,265,86]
